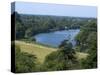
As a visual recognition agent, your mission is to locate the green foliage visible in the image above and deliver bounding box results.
[42,51,65,71]
[75,20,97,51]
[43,40,78,71]
[15,45,37,73]
[13,12,95,40]
[76,20,97,69]
[81,49,97,69]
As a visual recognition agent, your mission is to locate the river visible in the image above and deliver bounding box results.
[34,29,80,47]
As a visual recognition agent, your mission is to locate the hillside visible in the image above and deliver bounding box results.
[15,41,57,63]
[15,41,88,63]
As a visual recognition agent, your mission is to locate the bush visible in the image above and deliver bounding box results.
[15,45,37,73]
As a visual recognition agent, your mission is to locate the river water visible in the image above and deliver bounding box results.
[34,29,80,47]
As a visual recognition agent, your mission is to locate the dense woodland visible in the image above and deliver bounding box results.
[12,12,97,72]
[13,12,95,40]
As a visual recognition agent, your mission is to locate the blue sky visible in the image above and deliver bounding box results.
[14,2,97,18]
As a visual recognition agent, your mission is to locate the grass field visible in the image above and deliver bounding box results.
[15,41,57,63]
[75,52,88,60]
[15,40,88,63]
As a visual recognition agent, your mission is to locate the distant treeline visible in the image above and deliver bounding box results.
[12,12,96,40]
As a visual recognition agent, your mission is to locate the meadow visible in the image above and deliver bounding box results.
[15,40,88,63]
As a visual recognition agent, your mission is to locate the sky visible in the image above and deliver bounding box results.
[13,2,97,18]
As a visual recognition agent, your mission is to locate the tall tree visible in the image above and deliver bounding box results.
[43,40,77,71]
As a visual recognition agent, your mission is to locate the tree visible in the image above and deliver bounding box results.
[81,46,97,69]
[43,40,78,71]
[75,20,97,52]
[80,32,97,69]
[15,45,37,73]
[59,40,77,69]
[75,20,97,69]
[15,12,94,40]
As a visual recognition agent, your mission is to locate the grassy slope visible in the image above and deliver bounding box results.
[15,41,88,63]
[15,41,57,63]
[75,52,88,60]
